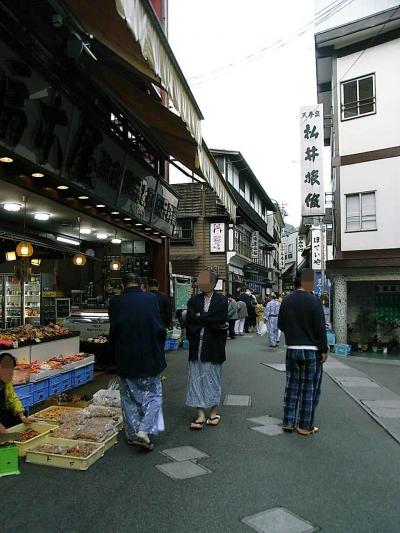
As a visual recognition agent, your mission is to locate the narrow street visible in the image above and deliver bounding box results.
[3,335,400,533]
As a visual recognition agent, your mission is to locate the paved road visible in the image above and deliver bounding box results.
[3,335,400,533]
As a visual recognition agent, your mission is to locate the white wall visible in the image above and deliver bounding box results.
[340,157,400,250]
[337,38,400,155]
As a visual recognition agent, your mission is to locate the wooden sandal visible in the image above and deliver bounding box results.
[206,415,221,426]
[282,425,295,433]
[190,419,206,430]
[297,427,319,436]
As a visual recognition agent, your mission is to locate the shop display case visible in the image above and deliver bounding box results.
[63,311,109,340]
[24,274,41,326]
[5,275,22,328]
[56,298,71,324]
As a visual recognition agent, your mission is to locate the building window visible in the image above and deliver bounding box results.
[287,243,293,259]
[341,74,375,120]
[239,176,245,194]
[216,157,225,175]
[261,205,266,218]
[173,219,194,241]
[249,189,255,204]
[346,192,376,231]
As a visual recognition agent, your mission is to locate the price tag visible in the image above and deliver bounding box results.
[12,341,18,349]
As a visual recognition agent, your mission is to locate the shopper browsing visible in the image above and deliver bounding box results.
[0,353,33,431]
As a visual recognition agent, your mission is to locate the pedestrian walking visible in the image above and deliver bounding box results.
[278,269,328,436]
[264,294,281,347]
[235,299,248,336]
[108,273,167,451]
[227,295,238,339]
[185,271,228,430]
[238,288,253,333]
[148,278,172,330]
[254,295,265,335]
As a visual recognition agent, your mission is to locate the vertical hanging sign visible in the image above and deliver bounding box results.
[300,104,325,217]
[311,229,322,270]
[250,231,259,259]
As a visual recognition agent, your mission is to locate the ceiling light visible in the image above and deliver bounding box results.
[31,258,41,266]
[96,204,105,208]
[32,172,44,178]
[111,211,119,215]
[96,233,108,240]
[57,236,80,246]
[57,185,69,190]
[145,227,151,231]
[111,238,122,244]
[123,217,132,221]
[6,251,16,262]
[153,232,160,235]
[161,236,167,238]
[34,213,51,221]
[78,195,89,200]
[80,228,92,235]
[0,157,13,163]
[84,205,92,209]
[135,223,143,226]
[3,203,22,212]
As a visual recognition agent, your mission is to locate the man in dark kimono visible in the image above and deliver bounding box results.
[109,273,166,451]
[185,271,228,430]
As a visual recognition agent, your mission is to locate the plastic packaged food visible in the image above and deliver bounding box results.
[92,389,121,408]
[75,417,117,442]
[83,405,122,419]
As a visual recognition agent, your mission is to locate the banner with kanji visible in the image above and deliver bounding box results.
[300,104,325,217]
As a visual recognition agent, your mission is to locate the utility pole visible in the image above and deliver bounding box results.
[320,222,326,294]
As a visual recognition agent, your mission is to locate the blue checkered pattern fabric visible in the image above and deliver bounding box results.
[283,349,323,430]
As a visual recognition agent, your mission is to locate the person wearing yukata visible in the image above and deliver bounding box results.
[108,273,166,451]
[0,352,34,431]
[264,294,281,347]
[185,271,228,430]
[278,269,328,436]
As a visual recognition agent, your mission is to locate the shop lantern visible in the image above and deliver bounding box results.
[5,251,16,261]
[16,241,34,257]
[73,253,87,266]
[16,196,34,258]
[109,259,121,271]
[72,217,87,266]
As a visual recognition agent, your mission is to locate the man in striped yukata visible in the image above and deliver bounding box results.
[278,269,328,436]
[264,294,281,347]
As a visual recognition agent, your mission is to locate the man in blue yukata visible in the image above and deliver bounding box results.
[108,273,166,451]
[264,294,281,347]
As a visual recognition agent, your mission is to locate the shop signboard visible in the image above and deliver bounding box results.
[311,229,322,270]
[300,104,325,217]
[0,41,178,236]
[250,231,259,259]
[175,283,190,310]
[210,223,225,253]
[279,243,285,271]
[297,234,306,265]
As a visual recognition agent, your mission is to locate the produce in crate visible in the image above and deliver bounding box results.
[83,405,122,419]
[31,442,98,458]
[19,429,40,442]
[92,389,121,408]
[34,406,82,423]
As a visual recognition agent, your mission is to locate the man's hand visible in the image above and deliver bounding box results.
[0,423,6,433]
[321,352,329,363]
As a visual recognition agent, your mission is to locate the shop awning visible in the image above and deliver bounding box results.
[60,0,236,221]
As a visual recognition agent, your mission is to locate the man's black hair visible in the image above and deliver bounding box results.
[0,353,17,367]
[122,273,141,288]
[148,278,159,288]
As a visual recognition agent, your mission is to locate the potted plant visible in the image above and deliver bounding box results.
[353,309,377,352]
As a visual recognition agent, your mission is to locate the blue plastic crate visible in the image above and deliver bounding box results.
[164,340,171,351]
[32,380,49,404]
[15,383,33,409]
[71,367,86,388]
[335,344,351,357]
[82,364,94,384]
[327,332,336,346]
[170,339,179,351]
[60,372,72,392]
[182,339,189,350]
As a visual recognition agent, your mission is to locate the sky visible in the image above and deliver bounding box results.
[168,0,329,226]
[168,0,399,225]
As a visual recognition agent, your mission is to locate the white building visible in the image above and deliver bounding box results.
[315,7,400,348]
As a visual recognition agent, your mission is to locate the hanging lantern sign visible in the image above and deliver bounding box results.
[16,241,34,257]
[73,253,87,266]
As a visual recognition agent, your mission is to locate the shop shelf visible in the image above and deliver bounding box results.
[25,437,105,471]
[5,422,54,457]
